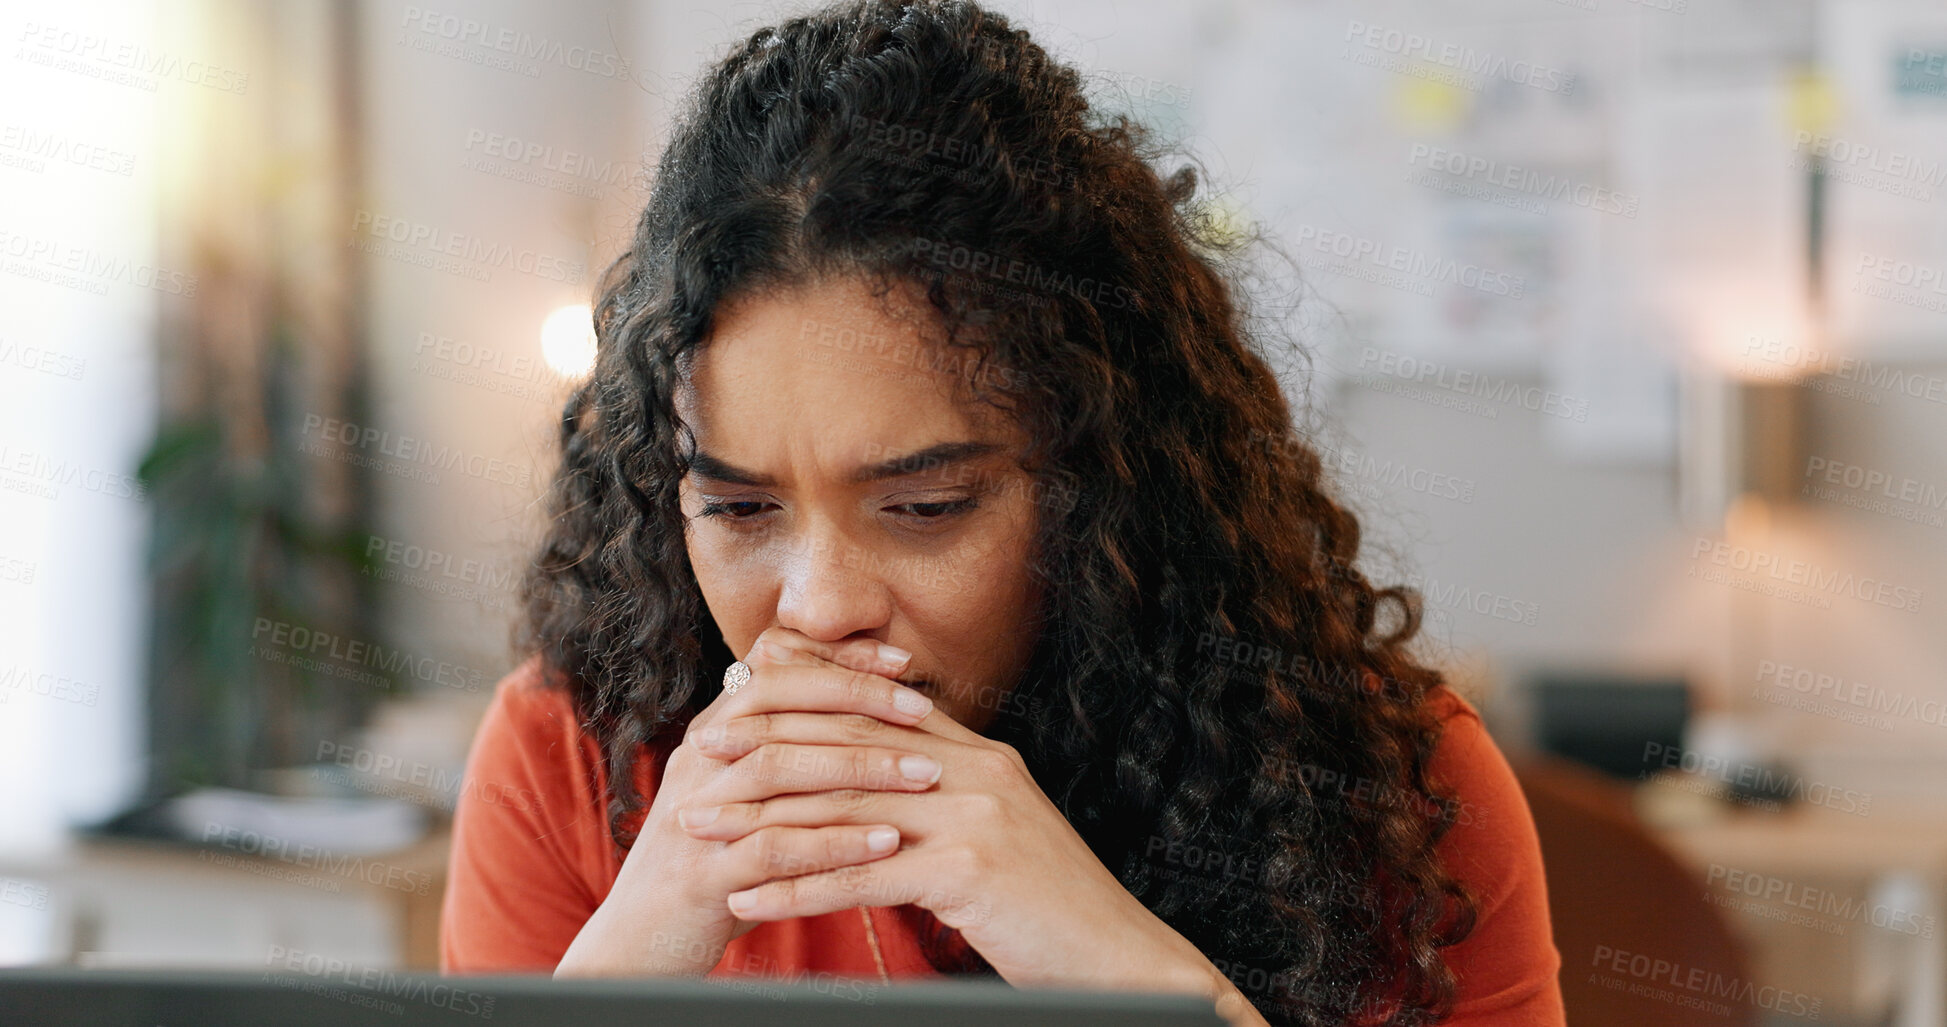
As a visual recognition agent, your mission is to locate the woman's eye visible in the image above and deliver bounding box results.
[699,501,771,520]
[696,497,977,522]
[891,498,978,519]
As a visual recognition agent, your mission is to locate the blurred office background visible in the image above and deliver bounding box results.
[3,0,1946,1023]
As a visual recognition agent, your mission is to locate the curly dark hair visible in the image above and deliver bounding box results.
[515,1,1477,1023]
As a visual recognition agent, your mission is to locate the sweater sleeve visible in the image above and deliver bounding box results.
[1427,690,1567,1025]
[439,657,615,974]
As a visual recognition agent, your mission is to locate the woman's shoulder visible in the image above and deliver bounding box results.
[466,657,657,856]
[443,656,624,972]
[1422,685,1503,815]
[487,652,577,720]
[464,654,608,813]
[1419,683,1519,854]
[482,654,668,832]
[1417,683,1569,1024]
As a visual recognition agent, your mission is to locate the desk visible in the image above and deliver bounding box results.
[0,827,450,971]
[1650,797,1947,1027]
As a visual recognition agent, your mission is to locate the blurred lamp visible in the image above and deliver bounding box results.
[541,304,597,379]
[1678,372,1807,530]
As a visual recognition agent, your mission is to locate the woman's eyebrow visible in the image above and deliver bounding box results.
[851,441,1001,483]
[684,441,1002,487]
[686,451,773,486]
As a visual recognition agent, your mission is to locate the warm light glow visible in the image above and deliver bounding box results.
[541,304,597,379]
[1725,492,1773,541]
[1695,308,1821,383]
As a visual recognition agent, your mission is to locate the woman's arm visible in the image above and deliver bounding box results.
[441,659,608,973]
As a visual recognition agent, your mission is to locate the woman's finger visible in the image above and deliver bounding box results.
[745,625,912,680]
[688,711,935,760]
[694,661,935,732]
[710,823,903,896]
[679,787,922,841]
[694,742,944,805]
[723,850,996,931]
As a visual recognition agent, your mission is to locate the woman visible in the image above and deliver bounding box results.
[439,2,1565,1025]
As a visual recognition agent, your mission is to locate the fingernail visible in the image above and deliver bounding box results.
[727,892,757,914]
[876,643,912,669]
[898,756,942,784]
[866,827,900,853]
[892,687,933,719]
[679,806,719,828]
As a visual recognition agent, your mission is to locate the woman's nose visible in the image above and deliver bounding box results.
[772,526,894,642]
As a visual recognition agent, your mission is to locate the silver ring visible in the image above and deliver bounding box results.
[723,660,751,696]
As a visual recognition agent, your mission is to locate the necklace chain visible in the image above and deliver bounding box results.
[857,906,891,985]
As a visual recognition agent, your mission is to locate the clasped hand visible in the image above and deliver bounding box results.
[558,625,1263,1025]
[678,629,1000,931]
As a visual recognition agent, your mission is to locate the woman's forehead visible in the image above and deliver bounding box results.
[676,276,1023,472]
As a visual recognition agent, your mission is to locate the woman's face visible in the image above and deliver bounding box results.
[675,275,1044,732]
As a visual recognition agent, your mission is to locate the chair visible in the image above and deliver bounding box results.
[1512,754,1756,1027]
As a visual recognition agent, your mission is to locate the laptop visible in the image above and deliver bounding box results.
[0,967,1229,1026]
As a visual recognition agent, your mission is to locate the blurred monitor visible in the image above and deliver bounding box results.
[0,969,1228,1027]
[1529,674,1691,781]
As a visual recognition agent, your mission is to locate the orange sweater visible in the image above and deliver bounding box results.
[440,657,1566,1024]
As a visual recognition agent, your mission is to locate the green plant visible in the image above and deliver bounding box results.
[137,322,386,795]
